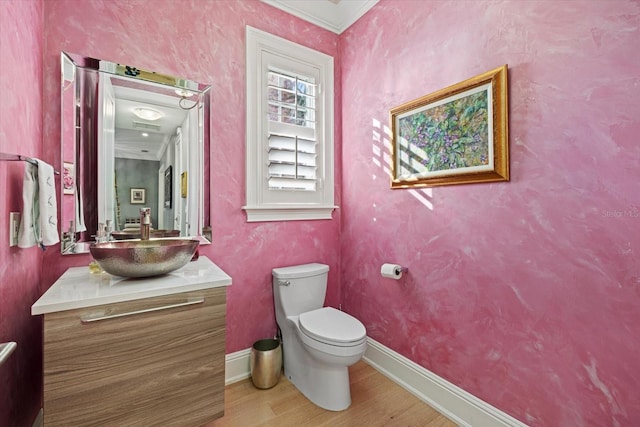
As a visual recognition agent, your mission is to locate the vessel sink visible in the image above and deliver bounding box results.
[89,239,199,278]
[111,229,181,240]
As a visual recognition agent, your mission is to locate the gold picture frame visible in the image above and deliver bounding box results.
[390,65,509,188]
[181,171,188,198]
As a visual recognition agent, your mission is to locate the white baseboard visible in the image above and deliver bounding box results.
[363,337,528,427]
[225,348,252,385]
[224,338,527,426]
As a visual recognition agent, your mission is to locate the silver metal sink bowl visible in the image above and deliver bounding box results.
[111,229,181,240]
[89,239,199,278]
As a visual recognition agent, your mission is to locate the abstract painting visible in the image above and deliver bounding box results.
[390,65,509,188]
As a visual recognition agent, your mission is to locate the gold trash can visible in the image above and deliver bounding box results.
[250,339,282,389]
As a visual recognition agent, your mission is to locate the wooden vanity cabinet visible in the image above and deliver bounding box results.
[42,287,226,427]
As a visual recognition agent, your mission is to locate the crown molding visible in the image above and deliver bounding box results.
[261,0,379,34]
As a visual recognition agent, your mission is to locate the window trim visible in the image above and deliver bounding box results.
[244,26,336,222]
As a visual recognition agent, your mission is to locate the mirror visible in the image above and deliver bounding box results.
[60,52,211,254]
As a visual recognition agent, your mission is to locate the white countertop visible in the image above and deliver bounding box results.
[32,256,232,315]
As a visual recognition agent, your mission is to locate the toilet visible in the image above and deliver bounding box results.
[272,263,367,411]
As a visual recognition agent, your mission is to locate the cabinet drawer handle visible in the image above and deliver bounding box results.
[80,298,205,323]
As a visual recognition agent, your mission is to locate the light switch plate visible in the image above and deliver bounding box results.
[9,212,20,247]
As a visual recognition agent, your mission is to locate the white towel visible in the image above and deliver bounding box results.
[18,159,60,249]
[18,163,38,248]
[36,159,60,246]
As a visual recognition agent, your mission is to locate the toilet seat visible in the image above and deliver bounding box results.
[299,307,366,347]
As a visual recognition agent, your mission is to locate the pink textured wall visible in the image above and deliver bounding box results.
[340,0,640,425]
[41,0,342,353]
[0,1,45,425]
[6,0,639,424]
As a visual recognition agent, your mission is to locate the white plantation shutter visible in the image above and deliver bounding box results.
[266,69,318,191]
[268,134,317,190]
[245,27,335,222]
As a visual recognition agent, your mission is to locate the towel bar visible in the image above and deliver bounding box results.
[0,152,60,175]
[0,342,17,367]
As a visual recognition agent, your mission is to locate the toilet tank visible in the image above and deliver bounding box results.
[272,263,329,317]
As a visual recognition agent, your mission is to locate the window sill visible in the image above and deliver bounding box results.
[243,205,337,222]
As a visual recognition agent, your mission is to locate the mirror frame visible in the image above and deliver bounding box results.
[60,52,211,254]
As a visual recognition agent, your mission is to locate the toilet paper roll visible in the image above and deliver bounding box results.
[381,263,403,280]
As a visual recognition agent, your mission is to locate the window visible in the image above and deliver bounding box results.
[244,26,335,222]
[267,70,317,191]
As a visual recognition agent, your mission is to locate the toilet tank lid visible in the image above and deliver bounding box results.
[272,263,329,279]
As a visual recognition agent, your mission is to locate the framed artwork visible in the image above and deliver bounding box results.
[390,65,509,188]
[181,171,188,198]
[63,161,74,194]
[130,188,146,204]
[164,166,172,208]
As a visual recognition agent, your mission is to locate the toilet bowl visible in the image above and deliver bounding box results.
[272,263,367,411]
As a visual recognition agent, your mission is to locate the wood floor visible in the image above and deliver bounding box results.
[206,361,458,427]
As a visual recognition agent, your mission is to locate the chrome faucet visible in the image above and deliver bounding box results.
[140,208,151,240]
[62,220,76,253]
[105,219,113,242]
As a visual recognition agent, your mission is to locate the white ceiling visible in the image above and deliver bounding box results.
[112,84,188,162]
[261,0,379,34]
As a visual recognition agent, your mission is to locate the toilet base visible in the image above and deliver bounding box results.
[287,361,352,411]
[280,323,364,411]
